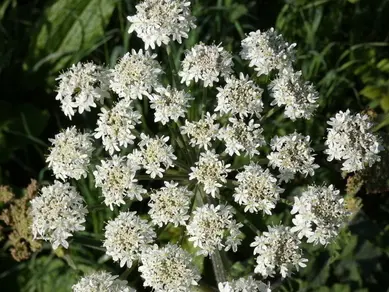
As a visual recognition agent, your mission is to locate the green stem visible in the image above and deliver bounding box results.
[211,251,228,284]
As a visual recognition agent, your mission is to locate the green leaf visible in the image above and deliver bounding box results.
[377,58,389,72]
[25,0,116,73]
[360,86,381,99]
[228,4,248,22]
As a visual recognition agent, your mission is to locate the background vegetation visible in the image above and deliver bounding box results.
[0,0,388,291]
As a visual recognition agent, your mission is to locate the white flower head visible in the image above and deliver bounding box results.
[46,126,94,181]
[139,244,201,292]
[148,181,194,227]
[187,204,243,256]
[218,118,265,157]
[234,163,283,214]
[94,99,142,154]
[128,0,196,50]
[72,271,134,292]
[31,181,87,249]
[179,43,233,87]
[269,68,319,120]
[180,112,220,149]
[189,150,231,197]
[240,28,296,76]
[103,211,156,268]
[110,50,163,99]
[251,225,308,278]
[149,86,193,125]
[267,132,319,182]
[55,62,110,119]
[136,134,177,178]
[215,73,264,118]
[324,110,382,172]
[94,155,145,210]
[291,185,350,245]
[218,276,271,292]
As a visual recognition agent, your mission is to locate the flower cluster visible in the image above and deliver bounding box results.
[72,271,134,292]
[234,163,283,214]
[269,68,319,120]
[240,28,296,76]
[55,62,110,119]
[31,181,87,249]
[110,49,163,99]
[218,276,270,292]
[251,225,308,278]
[267,132,319,182]
[46,126,94,181]
[179,43,233,87]
[131,134,177,178]
[187,204,243,256]
[34,1,385,290]
[189,151,231,197]
[94,99,141,154]
[291,185,349,245]
[103,211,156,268]
[148,181,194,227]
[128,0,196,50]
[93,155,145,210]
[324,110,382,172]
[139,244,201,292]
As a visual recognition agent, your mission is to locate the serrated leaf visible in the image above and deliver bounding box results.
[360,86,381,99]
[25,0,116,73]
[377,58,389,72]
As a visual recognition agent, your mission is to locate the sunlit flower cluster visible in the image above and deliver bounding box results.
[72,271,134,292]
[218,276,270,292]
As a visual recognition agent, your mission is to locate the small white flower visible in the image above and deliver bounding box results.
[324,110,382,172]
[269,68,319,120]
[103,211,156,268]
[110,50,163,99]
[218,118,265,157]
[94,99,141,154]
[46,126,94,181]
[72,271,134,292]
[139,244,201,292]
[189,150,231,197]
[179,43,233,87]
[267,132,319,182]
[55,62,110,119]
[251,225,308,278]
[234,163,283,214]
[128,0,196,50]
[291,185,349,245]
[136,134,177,178]
[215,73,264,118]
[93,155,145,210]
[240,28,296,76]
[149,86,193,125]
[218,276,271,292]
[31,181,87,249]
[180,112,220,149]
[148,181,194,227]
[187,204,243,256]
